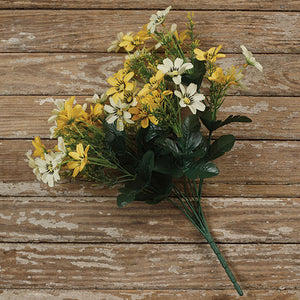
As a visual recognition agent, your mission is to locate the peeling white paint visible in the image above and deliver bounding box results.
[272,106,288,112]
[12,131,28,137]
[168,265,180,274]
[30,209,56,216]
[220,101,269,114]
[97,227,122,238]
[70,261,124,271]
[1,37,20,44]
[19,32,35,40]
[0,213,12,220]
[148,221,159,226]
[27,218,78,230]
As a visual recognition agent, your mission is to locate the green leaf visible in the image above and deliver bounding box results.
[179,115,203,155]
[208,135,235,160]
[153,155,184,177]
[185,160,219,179]
[135,172,172,204]
[181,59,206,89]
[117,190,136,207]
[128,150,154,191]
[103,121,126,154]
[155,137,181,157]
[199,110,252,132]
[144,123,167,142]
[182,114,201,134]
[219,115,252,128]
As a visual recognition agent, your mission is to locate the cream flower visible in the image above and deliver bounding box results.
[25,150,42,181]
[35,152,62,187]
[107,32,132,52]
[48,99,65,124]
[240,45,263,72]
[174,83,205,114]
[157,57,193,85]
[104,97,134,131]
[147,6,172,33]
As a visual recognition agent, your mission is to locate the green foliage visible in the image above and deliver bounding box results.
[182,59,206,90]
[199,109,252,132]
[185,160,219,179]
[207,135,236,160]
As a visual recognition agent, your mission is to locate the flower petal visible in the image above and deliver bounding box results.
[187,83,197,96]
[106,114,119,124]
[173,75,181,85]
[174,58,183,69]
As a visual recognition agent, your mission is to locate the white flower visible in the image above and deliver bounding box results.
[49,125,57,139]
[241,45,263,72]
[147,6,172,33]
[125,48,145,60]
[25,150,42,181]
[35,152,62,187]
[157,57,193,85]
[57,136,67,158]
[85,94,100,104]
[48,99,65,124]
[107,32,132,52]
[104,97,134,131]
[174,83,205,114]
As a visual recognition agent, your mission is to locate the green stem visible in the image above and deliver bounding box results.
[170,182,243,296]
[204,231,243,296]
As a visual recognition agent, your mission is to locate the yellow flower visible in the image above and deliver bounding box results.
[57,96,88,129]
[138,70,164,97]
[90,103,104,117]
[32,136,47,158]
[88,103,104,124]
[225,66,243,86]
[67,143,90,177]
[106,69,135,103]
[194,45,226,63]
[119,28,150,52]
[174,29,189,43]
[129,99,158,128]
[209,66,243,86]
[208,67,226,85]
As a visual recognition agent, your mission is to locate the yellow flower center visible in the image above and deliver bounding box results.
[47,163,54,174]
[117,109,123,116]
[183,97,191,105]
[118,83,125,91]
[172,70,179,76]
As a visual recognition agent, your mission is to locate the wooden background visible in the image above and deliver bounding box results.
[0,1,299,299]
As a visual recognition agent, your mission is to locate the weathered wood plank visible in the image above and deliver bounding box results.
[0,11,298,53]
[0,54,299,96]
[0,180,298,198]
[0,140,299,197]
[0,0,299,11]
[1,96,299,140]
[0,197,298,243]
[1,139,298,183]
[0,243,298,289]
[0,289,299,300]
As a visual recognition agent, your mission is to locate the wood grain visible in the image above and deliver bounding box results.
[2,139,298,183]
[0,139,299,197]
[1,96,299,140]
[1,0,299,11]
[1,54,299,96]
[0,243,299,289]
[0,180,298,198]
[0,289,299,300]
[0,11,299,53]
[0,197,298,243]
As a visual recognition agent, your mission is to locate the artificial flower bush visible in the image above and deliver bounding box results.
[27,6,263,296]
